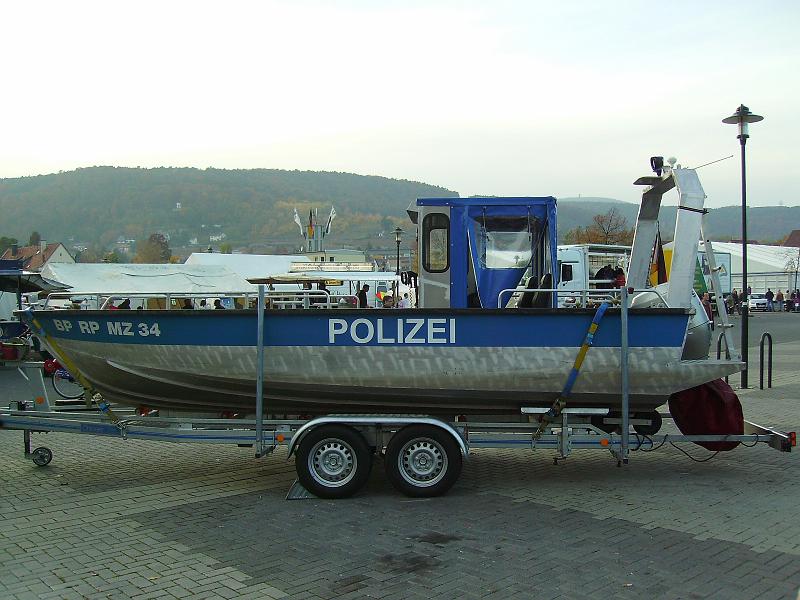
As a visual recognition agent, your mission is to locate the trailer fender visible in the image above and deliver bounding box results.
[286,416,468,459]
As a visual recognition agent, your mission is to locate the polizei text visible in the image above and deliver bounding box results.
[328,318,456,344]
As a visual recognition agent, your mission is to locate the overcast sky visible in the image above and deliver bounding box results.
[3,0,798,207]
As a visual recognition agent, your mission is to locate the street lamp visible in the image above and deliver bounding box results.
[723,104,763,388]
[394,227,403,275]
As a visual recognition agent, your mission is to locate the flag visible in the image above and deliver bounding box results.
[649,230,668,285]
[325,206,337,235]
[293,208,305,238]
[307,209,314,239]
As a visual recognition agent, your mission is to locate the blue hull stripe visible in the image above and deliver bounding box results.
[26,311,688,348]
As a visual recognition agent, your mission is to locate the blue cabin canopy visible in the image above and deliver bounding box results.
[416,197,558,308]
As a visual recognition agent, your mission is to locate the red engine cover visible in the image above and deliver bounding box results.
[668,379,744,451]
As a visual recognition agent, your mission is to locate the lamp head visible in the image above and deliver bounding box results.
[394,227,403,244]
[722,104,763,138]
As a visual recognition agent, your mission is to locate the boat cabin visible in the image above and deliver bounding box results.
[408,197,558,309]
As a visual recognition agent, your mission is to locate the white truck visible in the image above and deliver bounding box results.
[556,244,631,306]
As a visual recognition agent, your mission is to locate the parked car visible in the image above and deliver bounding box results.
[748,293,768,311]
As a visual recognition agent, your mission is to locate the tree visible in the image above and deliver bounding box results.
[29,231,41,246]
[134,234,171,264]
[219,242,233,254]
[104,250,123,263]
[76,247,101,263]
[563,208,634,246]
[0,236,18,255]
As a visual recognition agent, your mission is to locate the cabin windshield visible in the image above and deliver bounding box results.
[475,216,535,269]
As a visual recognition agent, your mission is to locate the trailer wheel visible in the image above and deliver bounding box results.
[385,425,462,498]
[31,447,53,466]
[633,411,663,436]
[295,425,372,499]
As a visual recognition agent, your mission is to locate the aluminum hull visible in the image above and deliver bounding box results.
[26,308,743,416]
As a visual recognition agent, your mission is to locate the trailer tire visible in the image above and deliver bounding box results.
[31,447,53,466]
[591,412,620,434]
[384,425,462,498]
[295,425,372,499]
[633,411,662,436]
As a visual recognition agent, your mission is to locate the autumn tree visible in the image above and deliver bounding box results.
[104,250,123,263]
[134,234,171,263]
[564,208,634,245]
[29,231,42,246]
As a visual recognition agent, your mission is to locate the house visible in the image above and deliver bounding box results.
[784,230,800,248]
[0,241,75,271]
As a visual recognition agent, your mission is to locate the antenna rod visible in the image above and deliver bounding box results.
[692,155,734,170]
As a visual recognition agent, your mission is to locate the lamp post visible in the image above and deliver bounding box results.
[394,227,403,275]
[722,104,763,388]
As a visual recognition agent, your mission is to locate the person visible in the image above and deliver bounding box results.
[383,295,394,308]
[776,290,784,313]
[182,299,193,310]
[106,300,118,310]
[731,289,740,315]
[701,292,714,330]
[118,298,131,310]
[398,293,410,309]
[795,290,800,312]
[213,299,225,309]
[765,288,774,312]
[199,299,208,310]
[357,284,370,308]
[613,267,626,289]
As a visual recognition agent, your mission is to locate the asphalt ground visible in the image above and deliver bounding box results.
[1,313,799,600]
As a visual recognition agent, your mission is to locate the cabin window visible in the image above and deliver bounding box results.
[560,262,574,282]
[423,213,449,273]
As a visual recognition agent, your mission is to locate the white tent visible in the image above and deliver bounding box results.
[40,263,256,299]
[665,241,800,293]
[184,253,311,280]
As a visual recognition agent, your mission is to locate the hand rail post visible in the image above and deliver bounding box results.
[620,286,630,465]
[255,284,265,456]
[759,332,773,389]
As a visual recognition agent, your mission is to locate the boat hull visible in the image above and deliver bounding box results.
[25,309,743,416]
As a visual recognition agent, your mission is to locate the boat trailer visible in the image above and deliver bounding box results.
[0,393,794,499]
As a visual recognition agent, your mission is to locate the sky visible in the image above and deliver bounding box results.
[3,0,799,207]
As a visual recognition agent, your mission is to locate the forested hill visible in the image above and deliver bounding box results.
[0,167,458,250]
[557,197,800,243]
[1,168,796,252]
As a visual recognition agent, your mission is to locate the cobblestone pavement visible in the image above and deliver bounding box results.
[1,314,799,599]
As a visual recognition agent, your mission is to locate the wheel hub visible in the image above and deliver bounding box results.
[309,440,356,487]
[400,439,447,486]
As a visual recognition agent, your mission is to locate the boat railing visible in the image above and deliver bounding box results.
[263,290,359,309]
[42,290,359,310]
[497,287,669,309]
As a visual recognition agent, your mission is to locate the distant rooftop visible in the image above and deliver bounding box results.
[784,230,800,248]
